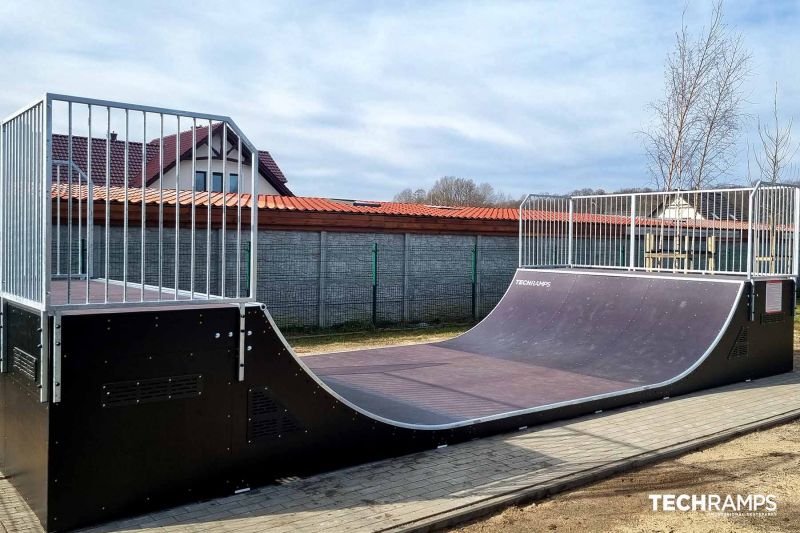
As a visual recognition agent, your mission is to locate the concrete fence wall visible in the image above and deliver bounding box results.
[51,225,519,329]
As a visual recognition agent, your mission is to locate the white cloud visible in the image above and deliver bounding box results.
[1,0,798,200]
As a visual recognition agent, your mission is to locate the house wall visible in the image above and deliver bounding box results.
[657,198,703,220]
[148,132,281,195]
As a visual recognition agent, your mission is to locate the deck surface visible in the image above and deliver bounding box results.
[50,279,199,306]
[305,269,742,425]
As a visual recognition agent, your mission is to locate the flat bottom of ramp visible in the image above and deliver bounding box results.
[3,366,799,533]
[305,345,632,424]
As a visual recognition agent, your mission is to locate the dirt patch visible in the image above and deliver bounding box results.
[453,421,800,533]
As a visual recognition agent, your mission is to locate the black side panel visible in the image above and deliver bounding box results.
[48,307,239,531]
[2,304,49,529]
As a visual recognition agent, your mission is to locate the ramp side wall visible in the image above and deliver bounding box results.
[1,304,50,529]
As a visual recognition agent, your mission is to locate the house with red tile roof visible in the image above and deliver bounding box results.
[52,122,292,196]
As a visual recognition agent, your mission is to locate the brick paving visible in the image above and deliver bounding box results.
[2,369,800,533]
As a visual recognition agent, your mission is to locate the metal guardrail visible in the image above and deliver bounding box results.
[520,185,800,278]
[1,93,261,312]
[0,93,265,401]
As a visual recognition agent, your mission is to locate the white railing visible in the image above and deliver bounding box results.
[0,93,262,311]
[0,93,267,401]
[1,99,48,310]
[520,185,800,278]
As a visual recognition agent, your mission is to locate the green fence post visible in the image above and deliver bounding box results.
[471,243,477,321]
[372,242,378,327]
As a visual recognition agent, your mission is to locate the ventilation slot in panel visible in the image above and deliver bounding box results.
[11,347,38,382]
[248,387,303,442]
[102,374,204,408]
[727,327,749,359]
[761,312,785,324]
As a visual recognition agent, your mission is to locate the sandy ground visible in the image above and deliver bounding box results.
[453,348,800,532]
[287,324,469,355]
[453,420,800,533]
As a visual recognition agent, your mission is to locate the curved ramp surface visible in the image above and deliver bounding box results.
[306,269,752,425]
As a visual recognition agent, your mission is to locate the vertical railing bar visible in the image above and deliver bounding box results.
[206,120,211,298]
[19,113,24,300]
[236,136,242,298]
[141,111,147,301]
[158,114,164,299]
[221,125,227,298]
[629,194,636,270]
[747,183,757,279]
[249,148,258,300]
[104,107,110,303]
[87,105,93,303]
[793,187,799,277]
[67,102,73,302]
[41,98,52,400]
[11,115,15,296]
[56,165,61,276]
[22,112,28,299]
[190,118,196,299]
[567,198,574,267]
[123,109,129,302]
[517,197,528,268]
[174,115,180,300]
[77,120,83,285]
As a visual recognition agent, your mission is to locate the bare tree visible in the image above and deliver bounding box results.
[752,84,799,184]
[394,176,521,207]
[394,188,428,203]
[643,2,750,190]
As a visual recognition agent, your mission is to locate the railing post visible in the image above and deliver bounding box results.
[793,187,800,278]
[518,198,524,267]
[567,198,574,267]
[747,183,759,280]
[43,95,52,312]
[629,194,636,270]
[250,150,258,301]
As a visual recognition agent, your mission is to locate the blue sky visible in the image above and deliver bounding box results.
[1,1,798,200]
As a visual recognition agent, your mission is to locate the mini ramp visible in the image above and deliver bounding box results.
[0,269,794,532]
[0,94,797,532]
[302,269,774,425]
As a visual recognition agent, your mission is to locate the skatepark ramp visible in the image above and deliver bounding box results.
[0,94,797,531]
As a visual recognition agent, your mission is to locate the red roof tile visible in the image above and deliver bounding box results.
[49,185,757,229]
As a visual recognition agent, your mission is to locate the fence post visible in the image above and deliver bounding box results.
[402,233,410,324]
[371,242,378,327]
[318,231,327,328]
[471,241,477,320]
